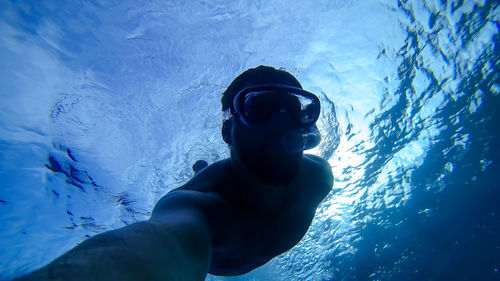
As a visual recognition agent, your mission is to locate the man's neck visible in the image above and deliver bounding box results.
[228,153,297,214]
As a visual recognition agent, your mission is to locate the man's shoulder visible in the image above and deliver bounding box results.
[155,159,234,215]
[154,189,224,214]
[175,159,232,192]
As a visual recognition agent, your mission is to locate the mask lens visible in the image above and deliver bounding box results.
[285,93,317,124]
[300,103,317,123]
[243,91,281,122]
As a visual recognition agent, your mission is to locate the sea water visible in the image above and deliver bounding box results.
[0,0,498,280]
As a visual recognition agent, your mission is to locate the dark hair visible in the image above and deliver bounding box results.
[221,65,303,111]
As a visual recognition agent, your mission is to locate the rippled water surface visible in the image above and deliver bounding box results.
[0,0,498,280]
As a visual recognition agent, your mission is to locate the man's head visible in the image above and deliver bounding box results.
[221,66,321,184]
[221,66,303,112]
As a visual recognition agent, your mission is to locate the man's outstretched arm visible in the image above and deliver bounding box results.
[14,190,214,281]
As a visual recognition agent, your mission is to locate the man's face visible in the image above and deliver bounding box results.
[229,102,305,184]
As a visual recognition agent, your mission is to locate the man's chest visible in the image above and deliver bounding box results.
[240,206,314,256]
[184,157,332,275]
[209,162,325,255]
[208,198,316,276]
[213,187,317,258]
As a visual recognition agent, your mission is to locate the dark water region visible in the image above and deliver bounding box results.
[339,104,500,281]
[325,2,500,280]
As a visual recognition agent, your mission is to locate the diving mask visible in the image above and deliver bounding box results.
[231,84,321,128]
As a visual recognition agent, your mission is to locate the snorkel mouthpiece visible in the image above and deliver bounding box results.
[302,124,321,150]
[279,125,321,154]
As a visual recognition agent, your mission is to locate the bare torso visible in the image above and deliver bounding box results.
[166,154,333,276]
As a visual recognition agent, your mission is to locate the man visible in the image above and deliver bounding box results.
[15,66,333,281]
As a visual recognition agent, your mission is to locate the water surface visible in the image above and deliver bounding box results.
[0,0,498,280]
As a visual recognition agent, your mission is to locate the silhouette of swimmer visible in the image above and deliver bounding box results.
[15,66,333,281]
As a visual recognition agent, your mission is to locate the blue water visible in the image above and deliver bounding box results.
[0,0,498,280]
